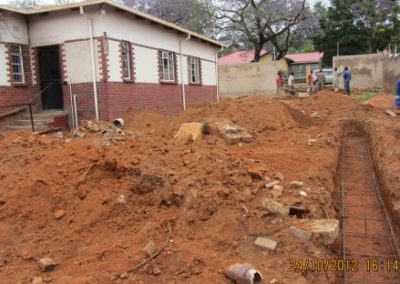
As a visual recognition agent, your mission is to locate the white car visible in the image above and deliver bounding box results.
[313,69,334,85]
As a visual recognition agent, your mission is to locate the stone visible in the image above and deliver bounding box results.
[143,241,157,257]
[261,199,289,215]
[173,122,204,144]
[203,121,254,145]
[119,273,128,279]
[39,257,57,272]
[265,180,280,189]
[307,139,317,146]
[270,279,278,284]
[116,194,127,204]
[298,93,310,98]
[299,191,308,197]
[290,181,304,189]
[274,173,285,181]
[254,237,278,251]
[386,109,397,117]
[131,174,165,195]
[290,219,339,245]
[54,210,65,220]
[152,267,161,276]
[32,277,43,284]
[271,184,283,198]
[310,112,320,118]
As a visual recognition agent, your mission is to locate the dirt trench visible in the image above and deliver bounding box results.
[337,120,400,283]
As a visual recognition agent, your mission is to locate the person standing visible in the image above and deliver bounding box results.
[333,67,342,92]
[396,75,400,109]
[275,71,282,96]
[317,69,325,90]
[343,67,352,96]
[307,70,314,93]
[288,72,295,96]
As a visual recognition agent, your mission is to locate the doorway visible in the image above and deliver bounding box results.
[38,45,64,110]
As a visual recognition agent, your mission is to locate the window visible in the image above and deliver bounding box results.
[188,57,201,84]
[159,50,175,81]
[10,45,24,83]
[289,64,306,81]
[121,41,132,80]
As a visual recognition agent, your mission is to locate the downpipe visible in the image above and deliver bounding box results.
[179,34,191,110]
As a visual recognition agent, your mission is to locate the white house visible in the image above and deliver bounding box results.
[0,0,224,122]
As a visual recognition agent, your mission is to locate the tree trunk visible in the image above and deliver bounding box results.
[253,47,262,62]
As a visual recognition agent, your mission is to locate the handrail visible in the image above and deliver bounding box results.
[0,83,54,109]
[0,83,55,132]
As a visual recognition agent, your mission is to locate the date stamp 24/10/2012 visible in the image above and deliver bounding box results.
[289,259,400,273]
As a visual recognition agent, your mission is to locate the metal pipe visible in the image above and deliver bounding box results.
[80,6,100,121]
[28,103,35,132]
[179,34,191,110]
[73,94,79,128]
[69,83,75,129]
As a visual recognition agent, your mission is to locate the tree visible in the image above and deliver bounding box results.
[216,0,314,62]
[123,0,217,37]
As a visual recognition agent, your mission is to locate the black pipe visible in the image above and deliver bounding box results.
[29,103,35,132]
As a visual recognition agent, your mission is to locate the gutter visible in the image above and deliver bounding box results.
[179,34,191,110]
[80,6,100,121]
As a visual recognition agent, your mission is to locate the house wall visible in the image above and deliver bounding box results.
[259,54,288,73]
[1,6,218,122]
[219,62,281,98]
[0,11,28,44]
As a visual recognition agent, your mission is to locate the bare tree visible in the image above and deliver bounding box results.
[123,0,217,36]
[217,0,312,61]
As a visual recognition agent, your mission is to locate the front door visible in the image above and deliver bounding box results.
[38,45,64,110]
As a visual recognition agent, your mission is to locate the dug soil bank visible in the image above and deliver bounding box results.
[0,91,398,283]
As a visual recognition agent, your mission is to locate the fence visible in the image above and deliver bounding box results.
[218,61,282,98]
[333,54,400,93]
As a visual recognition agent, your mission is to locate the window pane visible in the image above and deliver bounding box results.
[10,45,24,83]
[121,42,131,79]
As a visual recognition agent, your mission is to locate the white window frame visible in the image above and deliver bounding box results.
[189,57,201,84]
[159,50,175,82]
[10,45,25,84]
[121,41,132,80]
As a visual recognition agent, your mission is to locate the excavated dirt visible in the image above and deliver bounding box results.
[0,91,399,284]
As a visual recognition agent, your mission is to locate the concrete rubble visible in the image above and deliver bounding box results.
[254,237,278,251]
[173,122,203,144]
[261,198,289,215]
[203,120,254,145]
[290,219,339,245]
[38,257,57,272]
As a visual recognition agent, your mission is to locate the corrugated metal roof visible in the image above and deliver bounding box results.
[0,0,225,48]
[284,52,324,63]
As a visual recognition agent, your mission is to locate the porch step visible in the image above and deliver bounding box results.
[21,110,69,120]
[6,125,47,131]
[15,119,53,126]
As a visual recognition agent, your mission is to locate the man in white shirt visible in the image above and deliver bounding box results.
[288,72,295,95]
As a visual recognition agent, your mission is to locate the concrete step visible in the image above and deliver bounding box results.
[15,119,53,126]
[6,125,47,132]
[21,110,69,120]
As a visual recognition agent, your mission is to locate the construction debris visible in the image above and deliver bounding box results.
[260,198,289,215]
[203,120,253,145]
[226,263,263,284]
[38,257,57,272]
[385,109,397,117]
[173,122,203,144]
[290,219,339,245]
[254,237,278,251]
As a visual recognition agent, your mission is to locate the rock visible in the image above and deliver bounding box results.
[32,277,43,284]
[152,267,161,276]
[307,139,317,146]
[298,93,310,98]
[290,219,339,245]
[261,198,289,215]
[116,194,127,204]
[174,122,203,144]
[386,109,397,117]
[39,257,57,272]
[274,173,285,181]
[299,191,308,197]
[203,121,253,145]
[54,210,65,220]
[119,273,128,279]
[270,279,278,284]
[254,237,278,251]
[143,241,157,257]
[290,181,304,189]
[310,112,320,118]
[271,184,283,198]
[130,174,165,195]
[265,180,280,189]
[73,130,86,138]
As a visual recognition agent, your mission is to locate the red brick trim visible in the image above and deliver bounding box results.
[59,44,68,84]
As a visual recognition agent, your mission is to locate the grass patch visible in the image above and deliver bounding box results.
[354,92,379,102]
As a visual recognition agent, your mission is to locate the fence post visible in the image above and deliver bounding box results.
[28,103,35,132]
